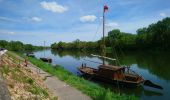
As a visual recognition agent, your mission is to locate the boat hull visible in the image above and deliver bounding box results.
[26,53,35,57]
[40,58,52,63]
[79,68,143,88]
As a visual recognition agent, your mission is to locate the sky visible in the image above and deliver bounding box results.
[0,0,170,46]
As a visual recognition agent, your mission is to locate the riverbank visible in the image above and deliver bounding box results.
[13,51,137,100]
[0,51,57,100]
[7,51,91,100]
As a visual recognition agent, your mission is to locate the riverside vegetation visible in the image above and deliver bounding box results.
[51,17,170,51]
[0,40,44,51]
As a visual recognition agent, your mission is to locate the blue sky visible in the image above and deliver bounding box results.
[0,0,170,46]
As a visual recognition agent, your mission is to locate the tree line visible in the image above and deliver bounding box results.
[51,39,100,51]
[52,17,170,51]
[0,40,44,51]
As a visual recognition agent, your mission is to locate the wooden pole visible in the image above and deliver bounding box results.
[91,54,116,61]
[102,6,106,65]
[44,41,45,57]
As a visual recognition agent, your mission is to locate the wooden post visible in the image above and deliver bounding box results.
[102,5,105,65]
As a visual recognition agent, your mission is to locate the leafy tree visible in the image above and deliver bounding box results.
[0,40,43,51]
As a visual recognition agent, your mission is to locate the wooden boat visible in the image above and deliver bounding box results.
[79,64,162,89]
[79,65,144,88]
[26,52,35,57]
[40,41,52,63]
[40,57,52,63]
[78,5,163,89]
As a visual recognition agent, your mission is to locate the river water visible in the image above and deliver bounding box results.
[33,49,170,100]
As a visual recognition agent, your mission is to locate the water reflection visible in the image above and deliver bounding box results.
[33,49,170,100]
[51,49,96,60]
[118,52,170,81]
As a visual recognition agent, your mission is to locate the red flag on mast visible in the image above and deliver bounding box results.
[104,5,108,12]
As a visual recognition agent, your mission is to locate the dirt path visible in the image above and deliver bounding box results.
[10,52,92,100]
[0,72,11,100]
[0,51,11,100]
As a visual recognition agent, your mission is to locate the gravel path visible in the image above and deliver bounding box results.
[0,72,11,100]
[0,50,11,100]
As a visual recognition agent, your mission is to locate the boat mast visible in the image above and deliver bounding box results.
[102,5,107,65]
[44,41,45,57]
[103,5,105,47]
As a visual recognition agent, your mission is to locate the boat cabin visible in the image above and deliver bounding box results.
[97,65,125,80]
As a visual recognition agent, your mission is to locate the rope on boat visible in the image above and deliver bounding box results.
[91,20,103,41]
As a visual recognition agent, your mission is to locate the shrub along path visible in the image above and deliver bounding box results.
[8,52,91,100]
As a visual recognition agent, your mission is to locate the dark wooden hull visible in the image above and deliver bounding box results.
[26,53,35,57]
[26,54,35,57]
[40,58,52,63]
[79,68,144,88]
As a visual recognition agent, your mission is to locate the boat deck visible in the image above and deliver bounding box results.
[79,66,97,75]
[98,65,125,71]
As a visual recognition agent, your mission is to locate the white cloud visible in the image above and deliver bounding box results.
[22,17,42,22]
[106,22,119,28]
[40,1,68,13]
[0,16,19,22]
[160,12,167,17]
[8,31,15,35]
[105,22,120,32]
[31,17,42,22]
[0,16,42,23]
[115,0,142,6]
[80,15,97,22]
[0,30,15,35]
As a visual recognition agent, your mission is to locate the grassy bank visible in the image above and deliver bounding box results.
[9,51,137,100]
[0,52,57,100]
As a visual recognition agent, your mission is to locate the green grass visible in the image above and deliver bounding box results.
[28,85,49,97]
[0,64,50,98]
[9,51,138,100]
[1,65,10,75]
[0,53,53,99]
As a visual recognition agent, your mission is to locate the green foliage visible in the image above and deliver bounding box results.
[26,78,34,85]
[0,65,10,75]
[136,17,170,50]
[28,85,49,97]
[108,29,137,50]
[0,40,43,51]
[51,39,100,51]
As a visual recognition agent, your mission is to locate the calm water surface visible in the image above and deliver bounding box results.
[33,49,170,100]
